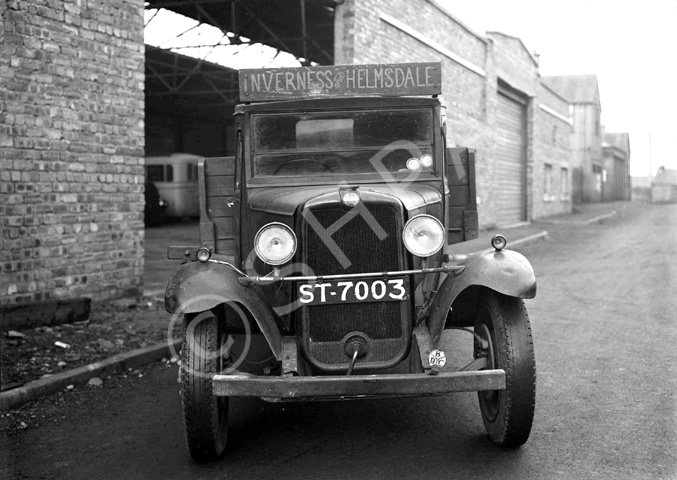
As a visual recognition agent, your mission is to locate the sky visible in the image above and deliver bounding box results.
[438,0,677,177]
[145,1,677,176]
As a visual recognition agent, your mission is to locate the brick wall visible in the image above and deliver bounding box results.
[488,33,540,224]
[488,33,538,97]
[335,0,503,227]
[0,0,145,307]
[335,0,575,227]
[532,83,574,218]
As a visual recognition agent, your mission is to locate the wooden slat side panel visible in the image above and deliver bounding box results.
[198,158,215,247]
[206,175,235,197]
[213,217,234,238]
[447,206,466,229]
[464,211,478,240]
[202,157,236,254]
[446,147,470,186]
[446,147,469,166]
[447,163,469,186]
[447,231,464,245]
[467,148,477,209]
[464,148,478,239]
[207,197,234,217]
[215,239,235,255]
[448,186,470,206]
[446,147,478,244]
[204,157,235,176]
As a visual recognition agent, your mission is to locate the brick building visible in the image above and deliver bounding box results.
[651,167,677,203]
[602,133,631,201]
[1,0,145,308]
[533,81,575,217]
[542,74,603,203]
[335,0,573,227]
[2,0,575,310]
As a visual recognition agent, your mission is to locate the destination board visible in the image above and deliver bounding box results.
[239,62,442,101]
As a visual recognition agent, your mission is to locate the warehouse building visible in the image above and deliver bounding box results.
[602,133,631,202]
[542,74,604,203]
[1,0,573,310]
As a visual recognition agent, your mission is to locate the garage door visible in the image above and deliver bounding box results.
[495,91,526,225]
[614,158,625,200]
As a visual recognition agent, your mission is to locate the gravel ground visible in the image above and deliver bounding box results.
[1,296,180,391]
[0,361,172,437]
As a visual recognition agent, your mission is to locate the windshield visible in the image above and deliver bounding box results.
[251,109,435,179]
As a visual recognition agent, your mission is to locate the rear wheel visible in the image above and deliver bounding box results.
[475,290,536,447]
[181,311,229,462]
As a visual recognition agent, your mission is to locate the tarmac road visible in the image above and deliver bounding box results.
[1,202,676,480]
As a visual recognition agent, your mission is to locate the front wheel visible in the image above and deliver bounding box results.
[181,311,230,462]
[475,290,536,447]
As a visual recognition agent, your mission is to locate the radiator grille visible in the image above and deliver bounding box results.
[306,302,401,342]
[304,205,400,275]
[300,202,410,371]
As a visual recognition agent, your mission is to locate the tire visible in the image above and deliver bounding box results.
[475,290,536,447]
[181,311,229,462]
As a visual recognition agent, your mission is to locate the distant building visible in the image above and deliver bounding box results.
[631,175,652,202]
[542,75,603,203]
[651,167,677,203]
[602,133,631,201]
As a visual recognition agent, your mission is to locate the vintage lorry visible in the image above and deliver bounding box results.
[164,62,537,462]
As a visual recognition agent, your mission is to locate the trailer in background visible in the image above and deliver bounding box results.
[145,153,201,219]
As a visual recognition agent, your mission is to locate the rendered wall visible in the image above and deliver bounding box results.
[571,103,603,203]
[1,0,145,307]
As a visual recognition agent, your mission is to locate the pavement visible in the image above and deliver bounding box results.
[1,202,621,411]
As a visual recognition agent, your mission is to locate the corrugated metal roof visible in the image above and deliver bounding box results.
[542,74,600,104]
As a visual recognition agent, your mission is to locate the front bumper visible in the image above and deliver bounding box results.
[212,369,505,401]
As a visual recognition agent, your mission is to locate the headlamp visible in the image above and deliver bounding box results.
[420,154,433,168]
[402,214,445,257]
[406,158,421,171]
[254,222,297,265]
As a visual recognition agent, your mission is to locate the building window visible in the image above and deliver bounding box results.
[187,163,198,182]
[593,164,603,192]
[561,167,569,200]
[146,164,173,183]
[552,125,557,144]
[544,164,554,201]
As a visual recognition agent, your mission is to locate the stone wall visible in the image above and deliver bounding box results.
[0,0,145,307]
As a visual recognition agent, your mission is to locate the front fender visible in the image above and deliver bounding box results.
[427,248,536,348]
[164,261,282,360]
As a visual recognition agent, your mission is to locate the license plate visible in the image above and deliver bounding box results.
[297,278,409,305]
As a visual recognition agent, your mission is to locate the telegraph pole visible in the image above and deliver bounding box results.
[648,132,652,178]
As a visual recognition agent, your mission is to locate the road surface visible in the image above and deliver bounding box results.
[2,202,675,479]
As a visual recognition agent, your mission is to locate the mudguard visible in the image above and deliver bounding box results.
[427,248,536,348]
[164,261,282,360]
